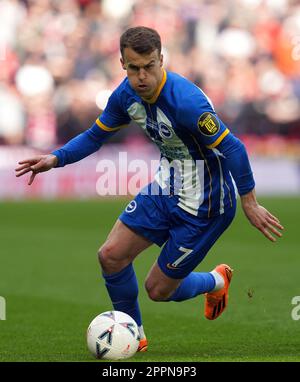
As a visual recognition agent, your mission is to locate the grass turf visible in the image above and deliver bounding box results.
[0,197,299,362]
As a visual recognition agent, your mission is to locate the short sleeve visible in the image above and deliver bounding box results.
[97,89,131,132]
[178,88,230,149]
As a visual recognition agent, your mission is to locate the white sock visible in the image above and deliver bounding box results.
[210,270,225,292]
[138,325,146,339]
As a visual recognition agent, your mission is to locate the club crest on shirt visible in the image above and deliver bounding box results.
[158,123,173,139]
[125,200,137,213]
[197,112,220,136]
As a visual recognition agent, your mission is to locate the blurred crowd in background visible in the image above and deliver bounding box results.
[0,0,300,154]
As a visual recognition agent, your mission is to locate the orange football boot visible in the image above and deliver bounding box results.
[204,264,233,320]
[138,337,148,352]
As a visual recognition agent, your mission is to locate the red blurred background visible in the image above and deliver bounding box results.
[1,0,300,198]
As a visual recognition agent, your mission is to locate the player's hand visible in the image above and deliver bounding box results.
[241,192,284,242]
[15,154,58,185]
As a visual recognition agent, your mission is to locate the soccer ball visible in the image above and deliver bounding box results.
[87,310,140,360]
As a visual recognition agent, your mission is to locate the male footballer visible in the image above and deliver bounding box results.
[16,26,284,352]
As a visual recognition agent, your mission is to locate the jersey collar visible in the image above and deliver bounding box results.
[142,68,167,104]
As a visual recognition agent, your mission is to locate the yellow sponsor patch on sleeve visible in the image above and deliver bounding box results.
[197,112,220,136]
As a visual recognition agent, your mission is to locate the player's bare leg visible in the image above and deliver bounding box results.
[98,219,152,274]
[98,219,153,352]
[144,262,182,301]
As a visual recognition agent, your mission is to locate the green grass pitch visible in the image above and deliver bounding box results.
[0,197,299,362]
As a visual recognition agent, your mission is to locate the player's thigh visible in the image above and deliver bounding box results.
[99,219,152,271]
[106,219,152,255]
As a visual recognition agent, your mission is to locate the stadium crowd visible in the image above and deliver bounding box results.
[0,0,300,153]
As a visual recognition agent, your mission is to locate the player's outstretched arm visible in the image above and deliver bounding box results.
[15,154,58,185]
[15,116,119,186]
[240,190,284,242]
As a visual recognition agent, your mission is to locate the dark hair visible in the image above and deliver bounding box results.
[120,26,161,57]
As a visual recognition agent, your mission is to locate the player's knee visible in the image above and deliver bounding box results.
[145,282,169,302]
[98,243,120,271]
[147,288,169,302]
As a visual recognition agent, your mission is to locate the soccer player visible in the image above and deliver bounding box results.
[15,26,284,352]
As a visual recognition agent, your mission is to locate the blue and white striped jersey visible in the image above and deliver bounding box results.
[98,69,237,218]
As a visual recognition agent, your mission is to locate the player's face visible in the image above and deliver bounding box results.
[121,48,163,100]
